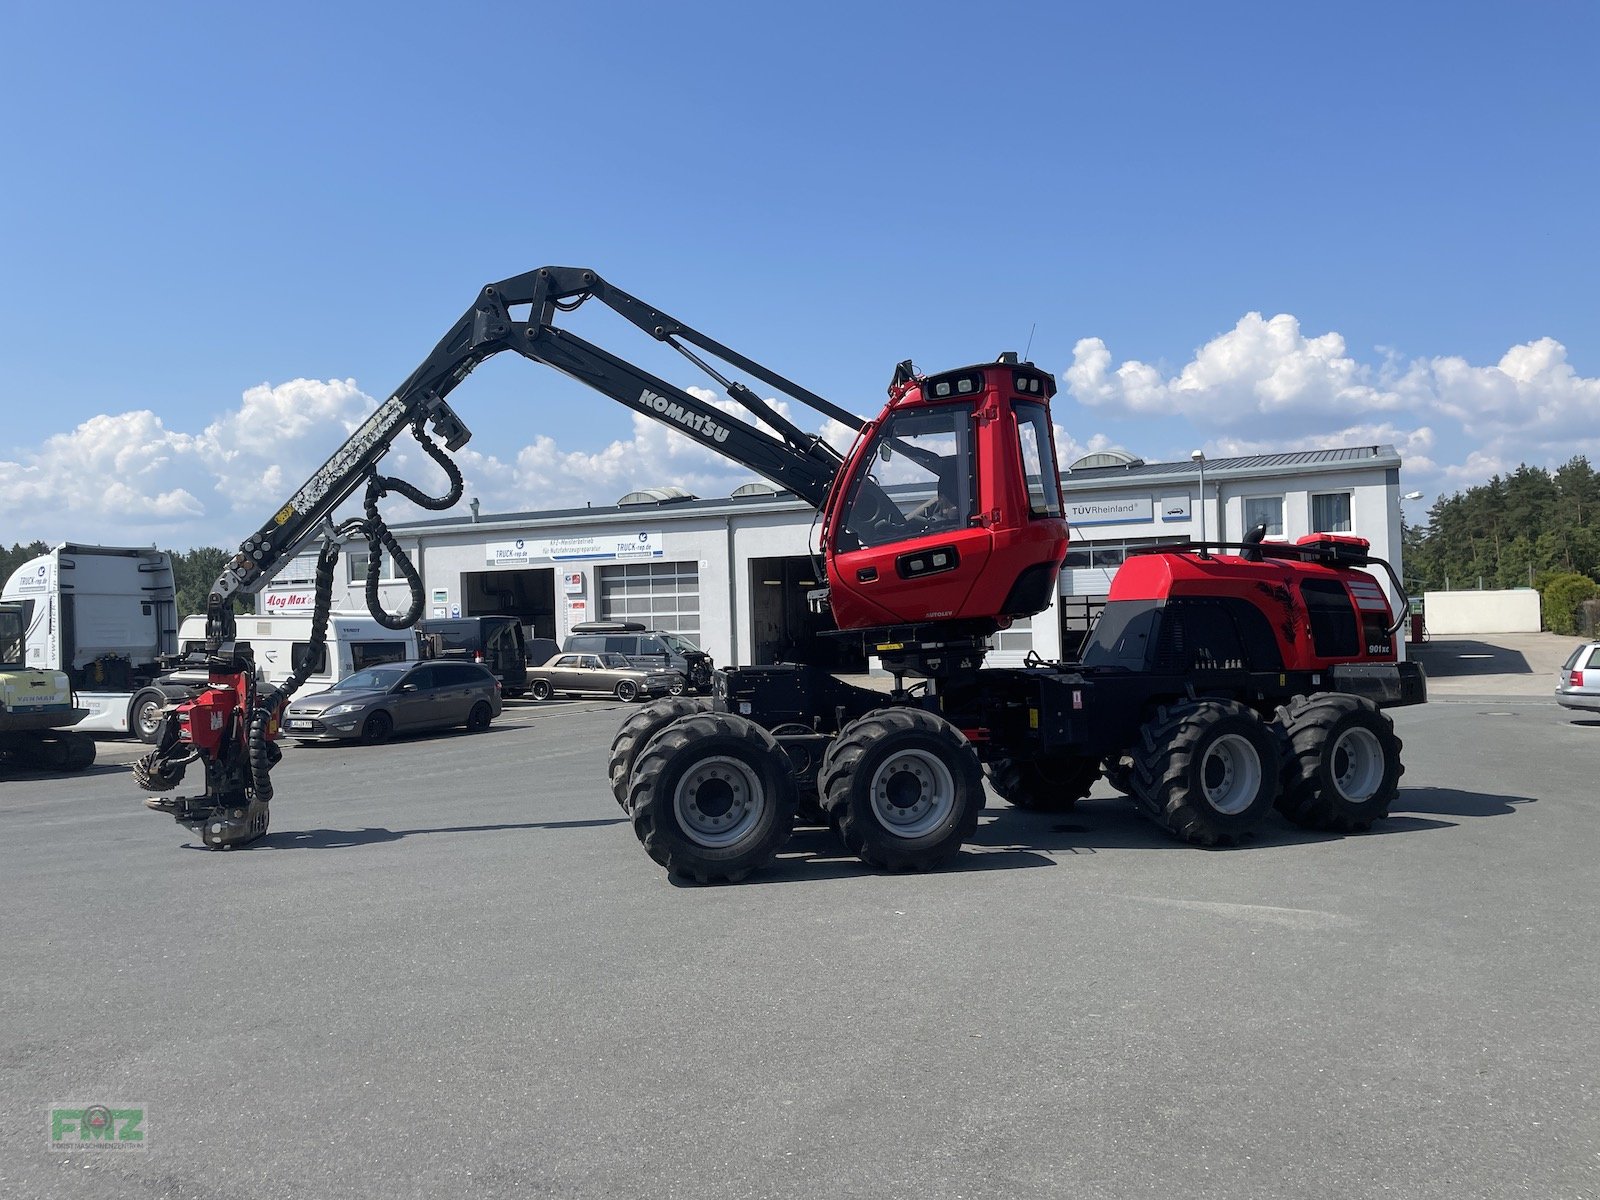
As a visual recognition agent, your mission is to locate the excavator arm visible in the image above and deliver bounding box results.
[206,266,864,641]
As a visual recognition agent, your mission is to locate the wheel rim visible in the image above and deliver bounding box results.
[673,754,766,847]
[868,747,955,838]
[1330,726,1385,802]
[136,700,162,738]
[1198,733,1262,815]
[617,682,637,701]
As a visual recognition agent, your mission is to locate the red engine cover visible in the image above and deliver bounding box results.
[1109,550,1399,668]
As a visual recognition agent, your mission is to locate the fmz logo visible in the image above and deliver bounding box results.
[49,1104,148,1150]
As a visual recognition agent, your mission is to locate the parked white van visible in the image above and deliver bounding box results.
[129,612,423,743]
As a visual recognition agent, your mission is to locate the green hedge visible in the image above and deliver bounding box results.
[1542,573,1600,635]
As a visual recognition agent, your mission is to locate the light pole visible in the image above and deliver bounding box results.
[1191,449,1206,546]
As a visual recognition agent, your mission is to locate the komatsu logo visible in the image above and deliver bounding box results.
[639,389,730,444]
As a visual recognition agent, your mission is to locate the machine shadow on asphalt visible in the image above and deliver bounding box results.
[669,782,1538,887]
[1389,786,1537,818]
[177,816,629,851]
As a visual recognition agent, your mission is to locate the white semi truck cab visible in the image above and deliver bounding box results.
[0,543,177,737]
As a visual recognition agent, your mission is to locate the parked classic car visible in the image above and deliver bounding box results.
[282,660,501,743]
[526,653,682,702]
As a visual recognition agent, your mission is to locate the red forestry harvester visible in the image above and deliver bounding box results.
[133,267,1424,878]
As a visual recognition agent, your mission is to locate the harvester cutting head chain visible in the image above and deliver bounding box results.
[136,415,464,849]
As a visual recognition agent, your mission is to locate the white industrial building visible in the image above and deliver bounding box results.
[263,444,1406,670]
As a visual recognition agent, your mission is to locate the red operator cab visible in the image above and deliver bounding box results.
[822,358,1071,632]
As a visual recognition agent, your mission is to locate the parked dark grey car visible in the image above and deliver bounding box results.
[562,621,714,693]
[283,660,501,743]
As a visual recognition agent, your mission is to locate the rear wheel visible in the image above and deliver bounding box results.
[614,679,639,703]
[607,697,710,809]
[131,689,170,745]
[819,708,983,872]
[1129,699,1279,846]
[60,732,96,771]
[466,701,493,732]
[1275,693,1403,832]
[361,710,393,745]
[629,712,797,883]
[986,753,1099,812]
[529,679,553,702]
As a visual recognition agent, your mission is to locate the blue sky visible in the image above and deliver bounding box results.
[3,0,1597,548]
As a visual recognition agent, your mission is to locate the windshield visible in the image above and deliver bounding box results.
[331,666,409,692]
[836,403,976,550]
[0,608,23,667]
[659,633,700,654]
[601,654,634,669]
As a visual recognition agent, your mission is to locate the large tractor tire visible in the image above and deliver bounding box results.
[628,711,797,884]
[986,753,1099,812]
[1129,698,1280,846]
[819,707,983,872]
[607,697,710,810]
[1274,693,1403,832]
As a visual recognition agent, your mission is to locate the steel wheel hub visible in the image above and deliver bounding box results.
[869,748,955,838]
[674,754,765,848]
[1198,733,1262,815]
[1330,726,1384,802]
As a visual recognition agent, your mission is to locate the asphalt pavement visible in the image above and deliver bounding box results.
[2,677,1597,1200]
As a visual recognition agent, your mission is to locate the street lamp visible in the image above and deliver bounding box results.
[1402,491,1423,501]
[1191,449,1206,545]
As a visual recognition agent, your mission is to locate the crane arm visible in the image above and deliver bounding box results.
[205,267,864,641]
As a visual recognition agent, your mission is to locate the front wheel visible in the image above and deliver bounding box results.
[629,712,797,883]
[607,696,710,809]
[666,676,686,697]
[819,708,983,872]
[1275,693,1403,832]
[361,710,394,745]
[614,679,639,703]
[529,679,553,702]
[1129,699,1279,846]
[131,689,171,745]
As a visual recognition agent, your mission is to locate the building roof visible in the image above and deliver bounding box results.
[383,445,1400,537]
[1064,444,1401,482]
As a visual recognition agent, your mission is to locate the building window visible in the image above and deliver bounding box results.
[1244,496,1284,537]
[599,561,700,634]
[993,615,1033,654]
[347,548,385,584]
[1310,492,1352,533]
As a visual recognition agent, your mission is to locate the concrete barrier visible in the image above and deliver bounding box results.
[1423,588,1542,634]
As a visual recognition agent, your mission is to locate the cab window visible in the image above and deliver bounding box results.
[836,403,976,550]
[1014,402,1062,517]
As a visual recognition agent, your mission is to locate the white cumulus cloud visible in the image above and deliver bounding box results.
[1064,315,1600,500]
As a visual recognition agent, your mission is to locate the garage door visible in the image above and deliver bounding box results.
[599,562,700,635]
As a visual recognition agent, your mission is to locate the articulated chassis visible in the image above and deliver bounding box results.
[613,627,1427,882]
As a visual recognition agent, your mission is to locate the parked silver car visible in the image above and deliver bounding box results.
[527,652,681,703]
[1557,641,1600,713]
[283,660,501,743]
